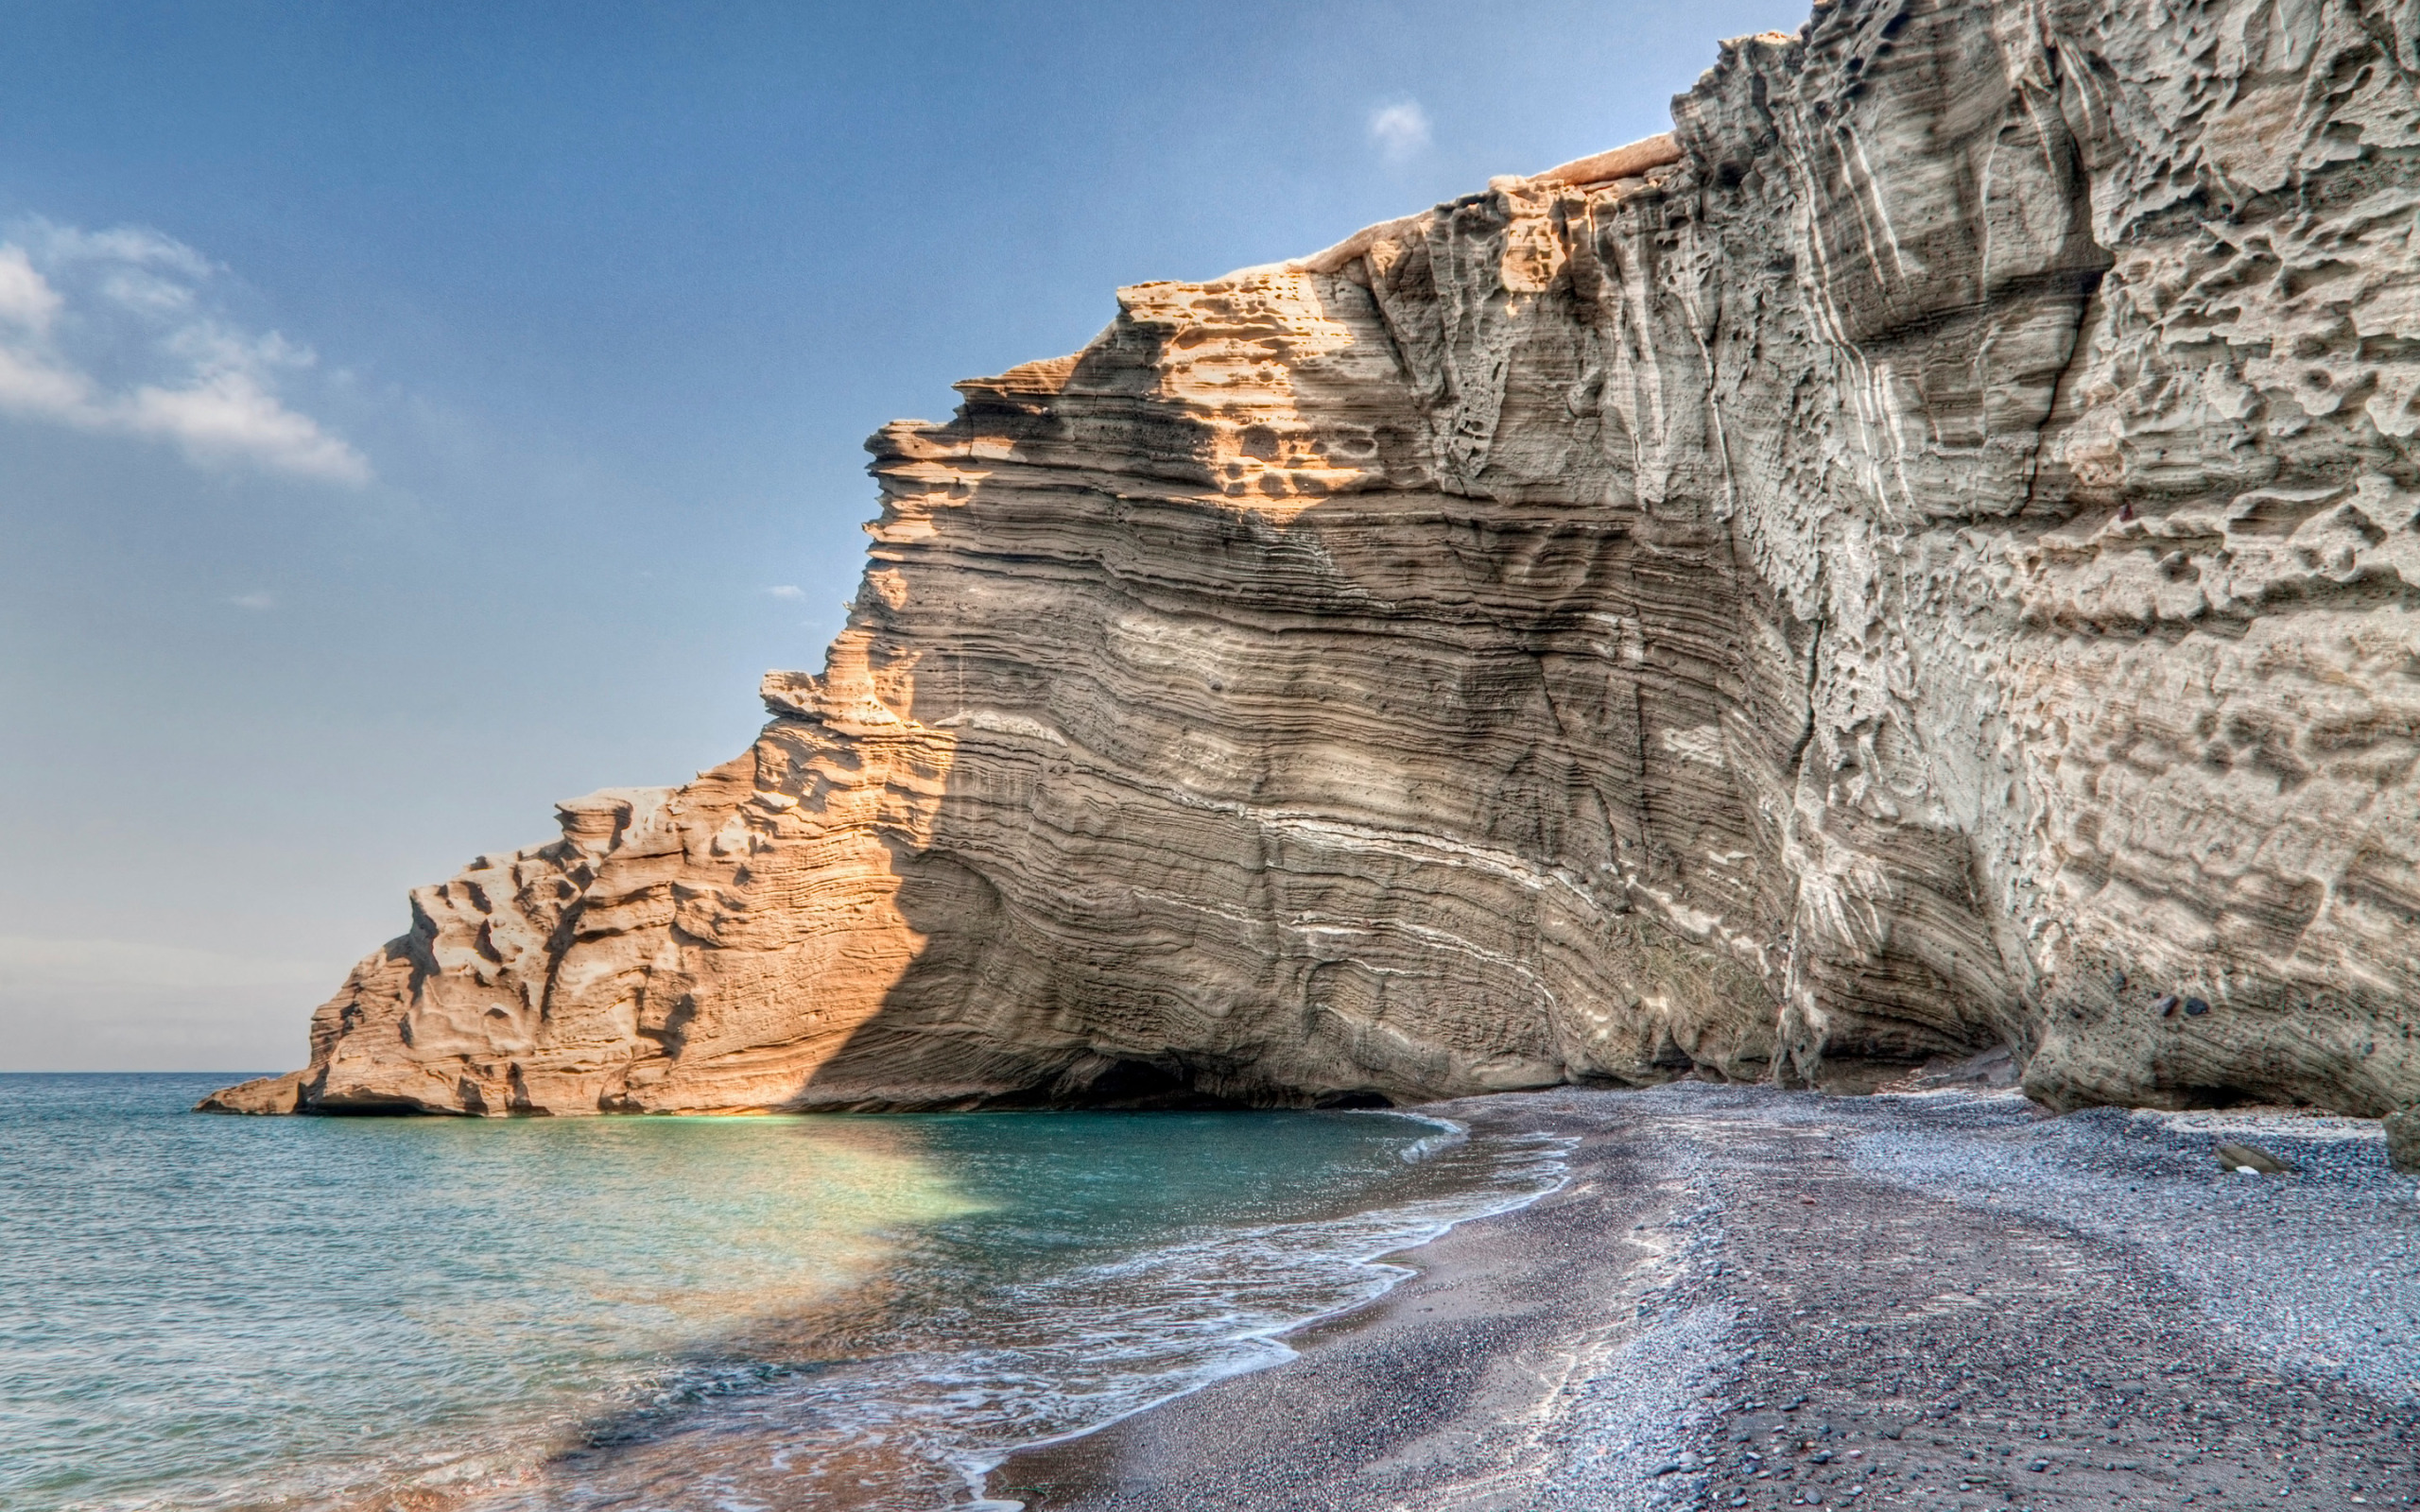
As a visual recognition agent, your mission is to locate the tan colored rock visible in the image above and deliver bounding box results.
[1530,131,1685,189]
[216,0,2420,1116]
[194,1069,309,1114]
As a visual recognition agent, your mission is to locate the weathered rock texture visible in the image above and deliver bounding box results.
[209,0,2420,1119]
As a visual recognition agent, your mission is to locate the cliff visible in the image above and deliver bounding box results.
[209,0,2420,1122]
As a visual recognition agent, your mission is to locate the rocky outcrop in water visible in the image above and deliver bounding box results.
[209,0,2420,1119]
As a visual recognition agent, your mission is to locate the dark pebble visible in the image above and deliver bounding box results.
[2184,997,2210,1016]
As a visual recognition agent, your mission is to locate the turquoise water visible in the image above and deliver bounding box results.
[0,1074,1562,1512]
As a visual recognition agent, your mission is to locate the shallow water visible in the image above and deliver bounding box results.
[0,1074,1562,1512]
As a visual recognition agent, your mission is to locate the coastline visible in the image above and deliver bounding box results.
[948,1108,1579,1510]
[433,1106,1574,1512]
[987,1084,2420,1511]
[4,1087,1564,1512]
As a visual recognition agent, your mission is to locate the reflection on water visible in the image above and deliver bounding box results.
[0,1075,1561,1512]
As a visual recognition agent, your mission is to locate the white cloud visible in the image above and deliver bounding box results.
[1368,101,1432,163]
[0,245,62,331]
[768,584,805,600]
[0,218,370,486]
[0,340,95,417]
[32,221,216,279]
[130,370,369,484]
[229,591,274,610]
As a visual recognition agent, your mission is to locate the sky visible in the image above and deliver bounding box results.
[0,0,1810,1073]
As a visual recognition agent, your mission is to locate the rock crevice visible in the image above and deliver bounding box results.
[209,0,2420,1119]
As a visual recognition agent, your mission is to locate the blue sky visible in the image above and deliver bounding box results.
[0,0,1807,1072]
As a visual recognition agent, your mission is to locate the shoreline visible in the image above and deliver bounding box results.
[952,1106,1579,1511]
[6,1087,1568,1512]
[986,1084,2420,1511]
[427,1104,1576,1512]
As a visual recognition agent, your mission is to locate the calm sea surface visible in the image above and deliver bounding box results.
[0,1074,1563,1512]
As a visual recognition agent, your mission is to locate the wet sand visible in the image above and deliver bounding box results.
[988,1083,2420,1510]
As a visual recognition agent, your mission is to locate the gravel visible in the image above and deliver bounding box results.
[989,1083,2420,1511]
[1842,1091,2419,1406]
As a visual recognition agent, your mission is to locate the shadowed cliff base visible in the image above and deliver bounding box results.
[212,0,2420,1127]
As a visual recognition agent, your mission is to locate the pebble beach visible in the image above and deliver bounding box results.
[993,1082,2420,1511]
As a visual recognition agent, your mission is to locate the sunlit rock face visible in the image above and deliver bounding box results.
[208,0,2420,1117]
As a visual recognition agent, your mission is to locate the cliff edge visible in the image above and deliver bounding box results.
[210,0,2420,1122]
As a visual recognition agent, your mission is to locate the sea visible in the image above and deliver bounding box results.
[0,1074,1565,1512]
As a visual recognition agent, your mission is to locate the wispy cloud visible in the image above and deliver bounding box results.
[0,219,371,485]
[1368,101,1432,164]
[229,591,274,610]
[767,584,805,600]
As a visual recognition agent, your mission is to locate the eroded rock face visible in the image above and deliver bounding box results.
[210,0,2420,1117]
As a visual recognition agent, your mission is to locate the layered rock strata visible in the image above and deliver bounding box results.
[211,0,2420,1118]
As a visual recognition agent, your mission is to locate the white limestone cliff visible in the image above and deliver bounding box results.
[210,0,2420,1124]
